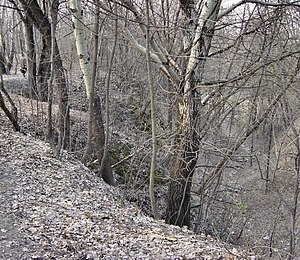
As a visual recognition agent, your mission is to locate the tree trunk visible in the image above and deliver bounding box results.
[0,71,20,131]
[145,0,159,219]
[23,14,37,97]
[54,39,70,150]
[37,36,51,101]
[166,90,200,227]
[19,0,70,149]
[165,0,221,227]
[82,0,99,162]
[93,95,115,186]
[7,11,15,73]
[0,53,6,74]
[70,0,115,185]
[0,16,8,75]
[0,91,20,131]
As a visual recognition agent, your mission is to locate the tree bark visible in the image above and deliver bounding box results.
[0,17,7,74]
[81,0,99,162]
[37,36,51,101]
[7,11,15,73]
[70,0,93,99]
[23,14,37,98]
[165,0,221,227]
[0,71,20,131]
[71,0,115,185]
[0,53,6,74]
[145,0,159,219]
[19,0,70,149]
[0,91,20,131]
[93,96,115,186]
[166,84,201,226]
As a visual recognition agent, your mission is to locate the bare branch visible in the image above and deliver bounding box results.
[218,0,300,20]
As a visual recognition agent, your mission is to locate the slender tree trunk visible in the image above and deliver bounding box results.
[265,108,275,193]
[7,11,15,73]
[145,0,159,219]
[71,0,115,185]
[83,0,100,163]
[0,17,7,74]
[93,95,115,186]
[46,0,57,155]
[0,53,6,74]
[0,70,20,131]
[101,3,117,186]
[288,152,300,260]
[53,38,70,150]
[0,92,19,131]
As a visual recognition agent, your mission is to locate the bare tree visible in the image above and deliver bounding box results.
[99,0,300,228]
[18,0,70,150]
[70,0,115,185]
[145,0,159,219]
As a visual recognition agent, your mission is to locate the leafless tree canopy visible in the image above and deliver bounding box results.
[0,0,300,258]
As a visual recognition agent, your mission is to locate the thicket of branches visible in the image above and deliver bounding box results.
[0,0,300,258]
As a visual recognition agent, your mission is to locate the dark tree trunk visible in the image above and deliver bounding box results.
[0,91,20,131]
[166,129,199,227]
[19,0,51,101]
[7,10,16,74]
[7,38,15,73]
[92,95,115,186]
[0,52,6,74]
[164,0,221,228]
[23,15,37,98]
[54,39,70,149]
[166,85,200,227]
[37,36,51,101]
[0,73,20,131]
[19,0,70,149]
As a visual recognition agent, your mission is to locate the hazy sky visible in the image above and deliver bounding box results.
[222,0,241,8]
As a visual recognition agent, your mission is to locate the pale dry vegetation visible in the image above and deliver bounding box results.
[0,0,300,259]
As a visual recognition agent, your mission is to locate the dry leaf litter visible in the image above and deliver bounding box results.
[0,102,254,260]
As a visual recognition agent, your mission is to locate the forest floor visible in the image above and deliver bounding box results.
[0,74,256,259]
[0,106,252,260]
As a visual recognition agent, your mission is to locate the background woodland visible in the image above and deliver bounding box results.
[0,0,300,259]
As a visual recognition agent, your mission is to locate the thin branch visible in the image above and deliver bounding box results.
[200,56,300,192]
[218,0,300,20]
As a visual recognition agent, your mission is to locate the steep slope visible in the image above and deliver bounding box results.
[0,112,253,260]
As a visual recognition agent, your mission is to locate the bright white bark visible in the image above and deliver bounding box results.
[184,0,221,92]
[179,0,221,130]
[70,0,93,99]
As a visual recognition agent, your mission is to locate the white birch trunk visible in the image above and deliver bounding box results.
[70,0,115,186]
[70,0,93,99]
